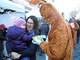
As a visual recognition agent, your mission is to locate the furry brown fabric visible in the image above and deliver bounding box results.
[29,0,41,5]
[39,3,73,60]
[29,0,46,5]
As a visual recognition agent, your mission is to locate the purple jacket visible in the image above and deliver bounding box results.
[6,26,34,53]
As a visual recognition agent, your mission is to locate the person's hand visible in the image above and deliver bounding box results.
[33,35,46,40]
[40,36,48,42]
[39,35,47,41]
[11,52,21,59]
[32,39,42,45]
[32,35,46,45]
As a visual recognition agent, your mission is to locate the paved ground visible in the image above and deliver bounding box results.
[73,42,80,60]
[36,51,46,60]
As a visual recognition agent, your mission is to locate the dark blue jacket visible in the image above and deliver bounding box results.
[19,41,38,60]
[0,28,6,51]
[19,29,39,60]
[6,26,34,53]
[39,23,49,35]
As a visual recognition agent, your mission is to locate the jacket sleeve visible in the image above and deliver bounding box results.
[20,41,38,57]
[22,34,34,41]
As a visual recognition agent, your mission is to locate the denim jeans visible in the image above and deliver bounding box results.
[3,41,9,57]
[22,57,30,60]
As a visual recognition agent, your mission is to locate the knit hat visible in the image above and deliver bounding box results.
[0,24,6,28]
[12,16,26,27]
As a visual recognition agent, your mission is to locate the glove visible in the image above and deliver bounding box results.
[45,36,48,42]
[32,39,42,45]
[39,35,48,42]
[39,35,47,41]
[32,35,46,45]
[11,52,21,59]
[32,35,46,41]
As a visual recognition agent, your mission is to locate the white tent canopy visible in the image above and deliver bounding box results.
[0,0,33,13]
[26,7,42,18]
[0,0,25,12]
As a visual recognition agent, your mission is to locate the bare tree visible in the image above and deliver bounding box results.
[69,8,80,18]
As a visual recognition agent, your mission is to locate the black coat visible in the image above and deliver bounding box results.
[39,23,49,35]
[0,28,6,51]
[19,41,38,60]
[76,20,80,37]
[19,29,39,60]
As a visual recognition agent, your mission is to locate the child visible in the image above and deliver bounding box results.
[6,17,34,60]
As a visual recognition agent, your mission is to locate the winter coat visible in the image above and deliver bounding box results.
[0,28,6,51]
[6,26,34,53]
[19,40,38,60]
[39,22,49,35]
[26,29,40,36]
[19,29,39,60]
[6,27,38,60]
[76,20,80,37]
[3,28,7,37]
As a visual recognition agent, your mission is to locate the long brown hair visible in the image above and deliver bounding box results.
[25,16,39,30]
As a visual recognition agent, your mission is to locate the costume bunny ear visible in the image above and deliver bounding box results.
[41,0,47,3]
[36,0,47,8]
[29,0,47,5]
[38,0,47,5]
[29,0,41,5]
